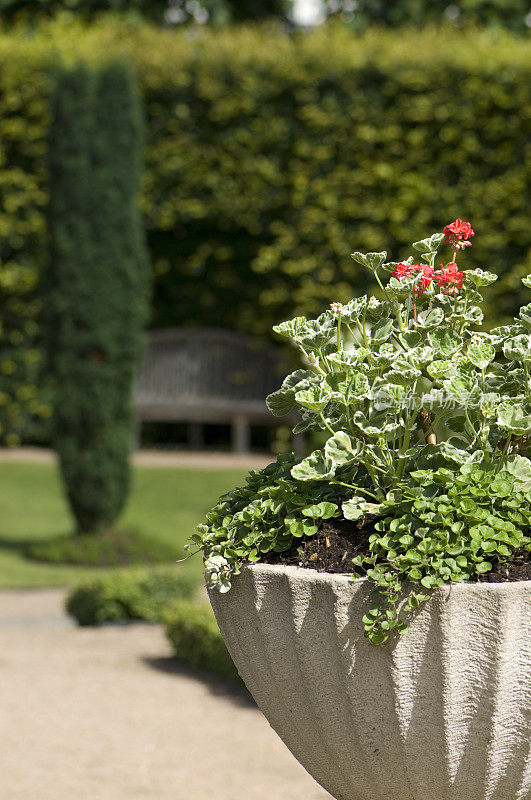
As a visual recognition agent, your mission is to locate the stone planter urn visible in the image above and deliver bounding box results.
[209,563,531,800]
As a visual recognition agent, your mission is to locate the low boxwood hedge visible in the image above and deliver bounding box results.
[67,568,242,684]
[163,600,241,684]
[66,566,198,625]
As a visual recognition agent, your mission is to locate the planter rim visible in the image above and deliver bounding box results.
[235,561,531,595]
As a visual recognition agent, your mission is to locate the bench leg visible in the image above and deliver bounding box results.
[188,422,204,450]
[232,415,250,454]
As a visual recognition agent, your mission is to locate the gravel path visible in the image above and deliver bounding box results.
[0,446,272,470]
[0,589,331,800]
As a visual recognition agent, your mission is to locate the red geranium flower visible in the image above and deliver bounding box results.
[435,262,464,295]
[416,265,435,295]
[444,219,474,248]
[392,263,434,296]
[392,262,417,280]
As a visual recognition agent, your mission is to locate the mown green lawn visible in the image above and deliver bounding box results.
[0,461,248,588]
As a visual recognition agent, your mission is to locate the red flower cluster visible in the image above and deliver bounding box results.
[436,262,464,295]
[392,262,464,296]
[444,218,474,248]
[392,263,434,296]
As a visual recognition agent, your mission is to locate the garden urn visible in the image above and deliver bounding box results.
[209,563,531,800]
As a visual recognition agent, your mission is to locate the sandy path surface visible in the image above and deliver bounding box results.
[0,589,331,800]
[0,447,272,470]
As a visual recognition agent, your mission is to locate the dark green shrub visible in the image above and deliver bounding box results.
[43,61,149,532]
[27,527,179,566]
[66,566,198,625]
[163,600,241,683]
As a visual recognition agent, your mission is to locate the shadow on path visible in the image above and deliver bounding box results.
[142,655,256,708]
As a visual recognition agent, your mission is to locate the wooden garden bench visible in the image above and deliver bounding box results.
[134,327,301,454]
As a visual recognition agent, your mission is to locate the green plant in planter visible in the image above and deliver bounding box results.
[356,465,531,643]
[191,220,531,643]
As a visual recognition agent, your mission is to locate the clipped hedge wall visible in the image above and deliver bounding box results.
[66,566,198,625]
[0,45,52,444]
[1,21,531,441]
[349,0,531,31]
[163,600,241,683]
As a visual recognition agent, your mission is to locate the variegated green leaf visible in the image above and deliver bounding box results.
[324,431,360,467]
[295,384,331,412]
[428,328,461,356]
[266,389,296,417]
[291,450,335,482]
[417,308,444,328]
[426,359,453,380]
[412,232,444,254]
[371,317,394,342]
[467,340,495,370]
[272,316,308,340]
[350,251,387,272]
[464,268,497,287]
[498,402,531,434]
[503,334,531,363]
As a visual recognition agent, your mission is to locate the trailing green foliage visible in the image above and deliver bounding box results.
[66,566,198,626]
[1,22,530,443]
[193,453,346,591]
[163,600,241,683]
[354,466,531,644]
[194,224,531,643]
[43,61,149,532]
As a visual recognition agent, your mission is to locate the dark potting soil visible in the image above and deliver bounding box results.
[478,548,531,583]
[266,516,531,583]
[268,516,377,574]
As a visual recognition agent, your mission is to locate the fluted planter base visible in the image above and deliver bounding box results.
[208,564,531,800]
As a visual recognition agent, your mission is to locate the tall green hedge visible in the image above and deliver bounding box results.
[44,61,149,532]
[1,21,530,443]
[0,48,52,444]
[141,24,531,337]
[342,0,531,31]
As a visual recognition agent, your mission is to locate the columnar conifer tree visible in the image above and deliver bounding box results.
[44,62,149,533]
